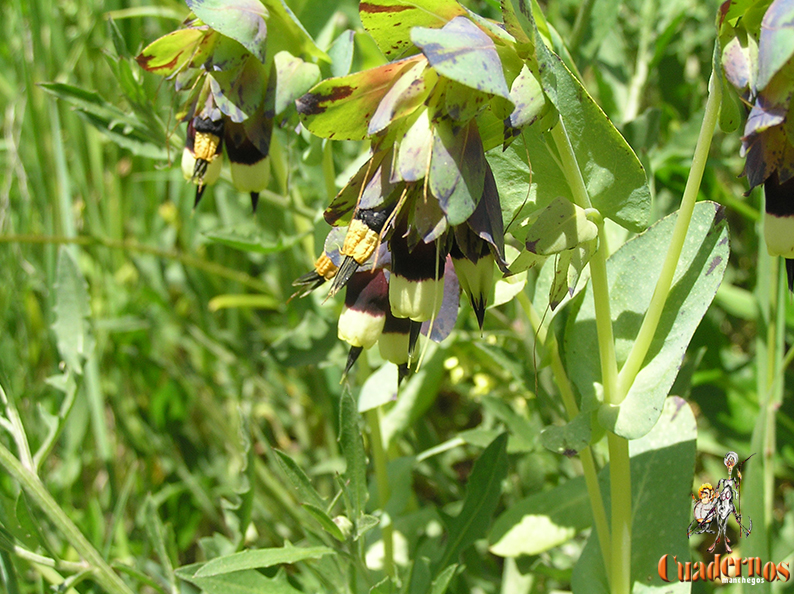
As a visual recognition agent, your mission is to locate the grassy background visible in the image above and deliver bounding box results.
[0,0,792,592]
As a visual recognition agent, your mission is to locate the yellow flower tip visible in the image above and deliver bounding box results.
[388,275,444,322]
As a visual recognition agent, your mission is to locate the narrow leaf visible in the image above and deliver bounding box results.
[436,432,508,570]
[273,449,327,509]
[339,392,368,518]
[51,248,91,374]
[179,566,304,594]
[302,504,346,542]
[194,546,334,577]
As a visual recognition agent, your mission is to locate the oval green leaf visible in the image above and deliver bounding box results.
[565,202,729,438]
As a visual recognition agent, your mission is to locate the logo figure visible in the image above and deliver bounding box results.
[687,451,754,553]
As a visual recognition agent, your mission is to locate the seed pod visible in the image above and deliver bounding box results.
[328,204,395,298]
[337,270,389,377]
[182,117,224,207]
[225,120,271,213]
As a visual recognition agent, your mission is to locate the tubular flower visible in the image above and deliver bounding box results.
[337,269,389,376]
[450,230,494,331]
[378,306,413,383]
[388,218,447,323]
[182,117,224,207]
[225,120,272,213]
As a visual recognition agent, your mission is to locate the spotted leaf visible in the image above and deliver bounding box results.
[412,17,513,105]
[136,28,207,77]
[360,0,467,61]
[297,56,423,140]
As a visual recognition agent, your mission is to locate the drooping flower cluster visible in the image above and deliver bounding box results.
[291,15,526,379]
[136,3,322,210]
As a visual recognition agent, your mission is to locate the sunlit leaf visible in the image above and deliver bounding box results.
[534,25,651,232]
[396,108,433,182]
[136,28,206,76]
[297,56,424,140]
[369,58,435,134]
[263,0,328,63]
[177,565,304,594]
[273,51,321,116]
[490,474,590,556]
[360,0,467,60]
[358,363,399,412]
[505,64,547,136]
[571,397,696,592]
[412,17,513,104]
[566,202,729,438]
[187,0,268,63]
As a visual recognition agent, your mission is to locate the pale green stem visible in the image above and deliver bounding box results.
[0,387,34,472]
[13,546,88,573]
[616,71,722,400]
[606,433,631,591]
[366,407,395,578]
[551,117,624,592]
[517,292,611,571]
[623,0,655,124]
[0,441,136,594]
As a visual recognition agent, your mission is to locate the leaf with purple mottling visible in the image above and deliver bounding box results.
[369,58,436,134]
[412,17,512,105]
[396,109,433,182]
[209,56,266,122]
